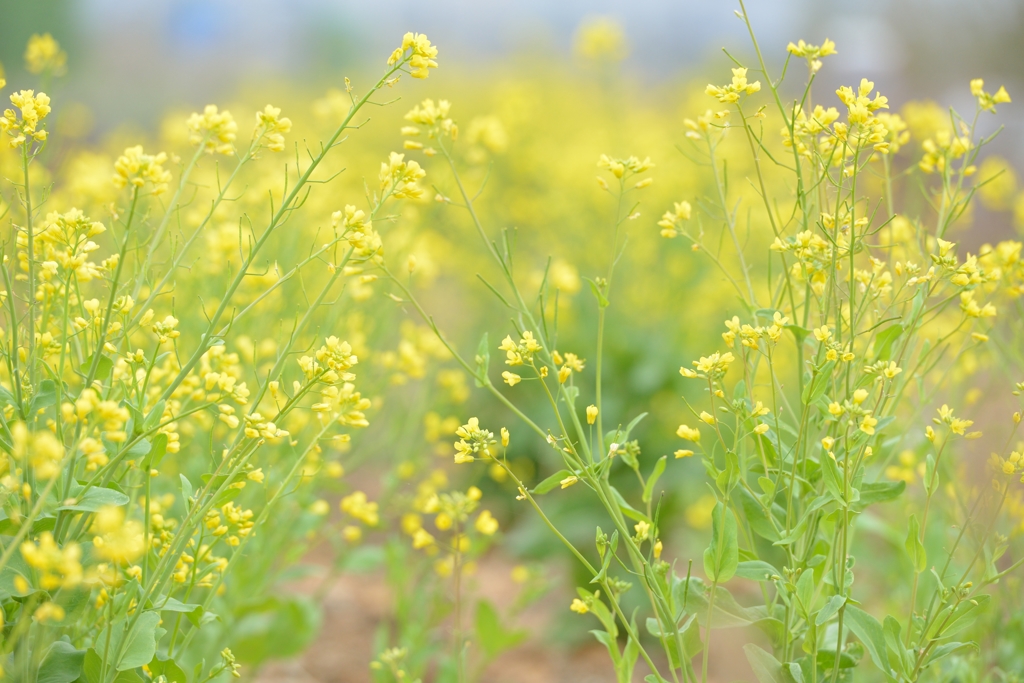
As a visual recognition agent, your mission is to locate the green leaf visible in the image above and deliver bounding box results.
[642,456,667,504]
[147,655,187,683]
[82,353,114,381]
[844,605,892,676]
[820,453,846,506]
[141,433,168,470]
[795,570,814,618]
[735,560,781,582]
[532,469,572,495]
[743,644,784,683]
[229,596,322,665]
[58,486,129,512]
[801,361,834,405]
[815,595,846,626]
[873,324,904,361]
[936,594,989,638]
[905,515,927,573]
[30,379,58,415]
[180,474,193,506]
[736,486,781,542]
[609,486,651,524]
[474,599,527,659]
[96,611,160,671]
[586,277,609,308]
[883,615,911,676]
[38,641,86,683]
[854,480,905,508]
[82,649,143,683]
[703,501,738,583]
[922,641,978,667]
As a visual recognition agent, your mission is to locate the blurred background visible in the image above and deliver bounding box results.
[1,0,1023,160]
[3,1,1024,681]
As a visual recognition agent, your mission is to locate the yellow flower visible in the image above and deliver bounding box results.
[186,105,237,155]
[92,506,144,564]
[753,423,769,435]
[860,415,878,435]
[586,405,598,425]
[379,152,426,199]
[389,33,438,79]
[340,491,380,526]
[570,598,590,614]
[699,411,716,425]
[20,533,82,590]
[454,417,496,464]
[706,67,761,104]
[560,475,579,489]
[971,78,1011,113]
[475,510,499,535]
[254,105,292,152]
[412,528,435,549]
[676,424,701,442]
[853,389,869,405]
[25,34,67,75]
[674,449,694,459]
[575,17,627,62]
[502,371,521,387]
[112,145,172,195]
[1,90,52,148]
[813,325,831,342]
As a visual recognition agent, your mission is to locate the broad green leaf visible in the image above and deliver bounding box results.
[801,361,834,405]
[883,615,912,676]
[38,641,85,683]
[820,453,846,505]
[743,644,784,683]
[735,560,781,582]
[854,480,905,508]
[148,655,187,683]
[30,379,58,414]
[844,605,892,676]
[474,599,527,658]
[642,455,667,504]
[82,353,114,381]
[873,323,904,361]
[815,595,846,626]
[703,502,738,583]
[795,570,814,618]
[905,515,927,573]
[180,474,193,506]
[610,486,651,524]
[58,486,129,512]
[532,469,572,495]
[95,611,160,671]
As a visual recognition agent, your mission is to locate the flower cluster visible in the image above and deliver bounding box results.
[25,33,67,75]
[253,104,292,152]
[379,152,426,200]
[112,145,172,195]
[187,104,238,155]
[657,201,693,238]
[453,417,496,464]
[387,32,438,79]
[786,38,836,73]
[970,78,1011,114]
[705,67,761,104]
[1,90,52,148]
